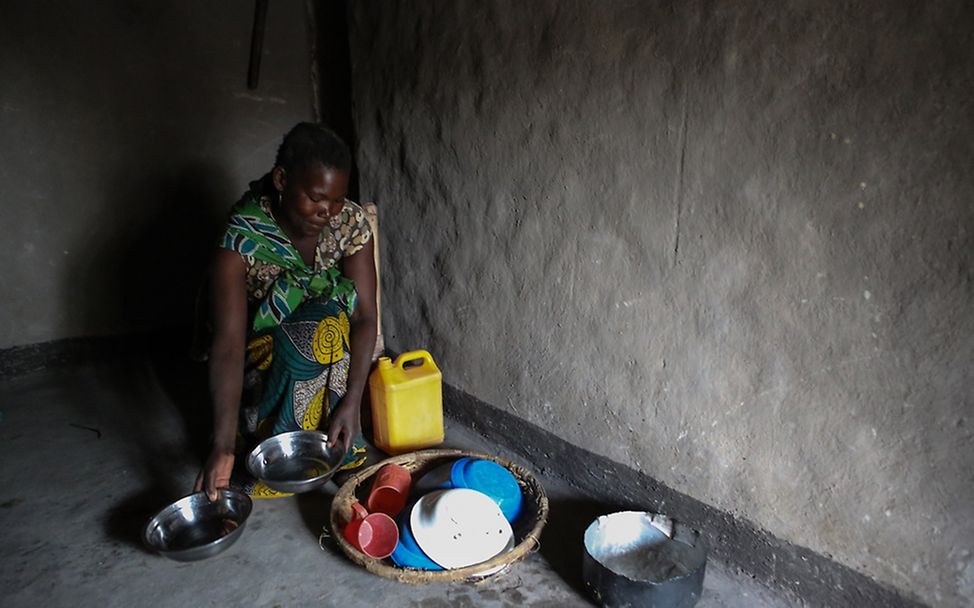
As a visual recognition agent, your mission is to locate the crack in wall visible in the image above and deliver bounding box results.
[672,82,689,268]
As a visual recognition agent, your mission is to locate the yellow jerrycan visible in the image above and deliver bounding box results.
[369,350,444,454]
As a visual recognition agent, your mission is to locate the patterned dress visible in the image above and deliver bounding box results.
[220,175,372,498]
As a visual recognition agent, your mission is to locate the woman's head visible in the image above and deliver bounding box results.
[274,122,351,174]
[271,123,352,239]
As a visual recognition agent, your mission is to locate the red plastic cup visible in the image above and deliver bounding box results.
[366,464,412,517]
[343,502,399,559]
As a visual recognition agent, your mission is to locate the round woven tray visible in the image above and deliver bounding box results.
[329,448,549,583]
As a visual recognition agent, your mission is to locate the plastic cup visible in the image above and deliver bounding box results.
[367,463,412,517]
[343,502,399,559]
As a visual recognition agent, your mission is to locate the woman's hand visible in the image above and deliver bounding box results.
[194,448,235,501]
[327,396,362,457]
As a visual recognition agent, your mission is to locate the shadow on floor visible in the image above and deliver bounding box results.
[539,496,632,605]
[84,336,211,551]
[103,485,178,553]
[146,335,213,462]
[296,485,358,562]
[296,488,335,535]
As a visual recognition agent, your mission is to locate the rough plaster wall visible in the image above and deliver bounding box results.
[348,1,974,605]
[0,0,314,348]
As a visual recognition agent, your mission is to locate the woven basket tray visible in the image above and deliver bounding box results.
[329,448,549,583]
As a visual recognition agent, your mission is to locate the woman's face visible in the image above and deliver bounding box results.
[272,163,349,239]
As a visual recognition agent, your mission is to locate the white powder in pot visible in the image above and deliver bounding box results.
[599,537,699,582]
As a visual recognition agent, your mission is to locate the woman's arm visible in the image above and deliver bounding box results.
[329,237,378,454]
[194,247,248,500]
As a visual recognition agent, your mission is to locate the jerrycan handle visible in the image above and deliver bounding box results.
[393,350,435,371]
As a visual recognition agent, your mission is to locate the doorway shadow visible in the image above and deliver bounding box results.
[70,161,231,549]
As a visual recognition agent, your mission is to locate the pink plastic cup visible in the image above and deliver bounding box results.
[343,502,399,559]
[366,464,412,517]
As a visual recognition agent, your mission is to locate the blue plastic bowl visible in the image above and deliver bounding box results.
[389,507,443,570]
[450,457,473,486]
[413,457,472,494]
[456,459,523,523]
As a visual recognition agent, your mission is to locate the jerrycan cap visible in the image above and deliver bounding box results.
[377,357,394,370]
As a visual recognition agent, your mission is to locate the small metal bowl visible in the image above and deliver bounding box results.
[246,430,345,493]
[143,489,252,561]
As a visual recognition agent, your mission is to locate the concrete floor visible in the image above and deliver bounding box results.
[0,357,799,607]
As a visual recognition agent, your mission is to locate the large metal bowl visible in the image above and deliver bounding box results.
[583,511,707,608]
[143,489,252,561]
[246,430,345,493]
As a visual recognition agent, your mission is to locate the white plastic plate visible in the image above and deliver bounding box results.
[410,488,514,569]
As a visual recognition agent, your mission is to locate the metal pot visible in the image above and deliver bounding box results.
[582,511,707,608]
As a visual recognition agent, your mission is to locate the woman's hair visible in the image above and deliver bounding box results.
[274,122,351,174]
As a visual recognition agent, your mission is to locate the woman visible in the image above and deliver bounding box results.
[195,123,377,499]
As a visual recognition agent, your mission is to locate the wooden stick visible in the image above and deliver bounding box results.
[247,0,269,90]
[364,203,384,360]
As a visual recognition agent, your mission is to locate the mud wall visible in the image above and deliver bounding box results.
[347,1,973,605]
